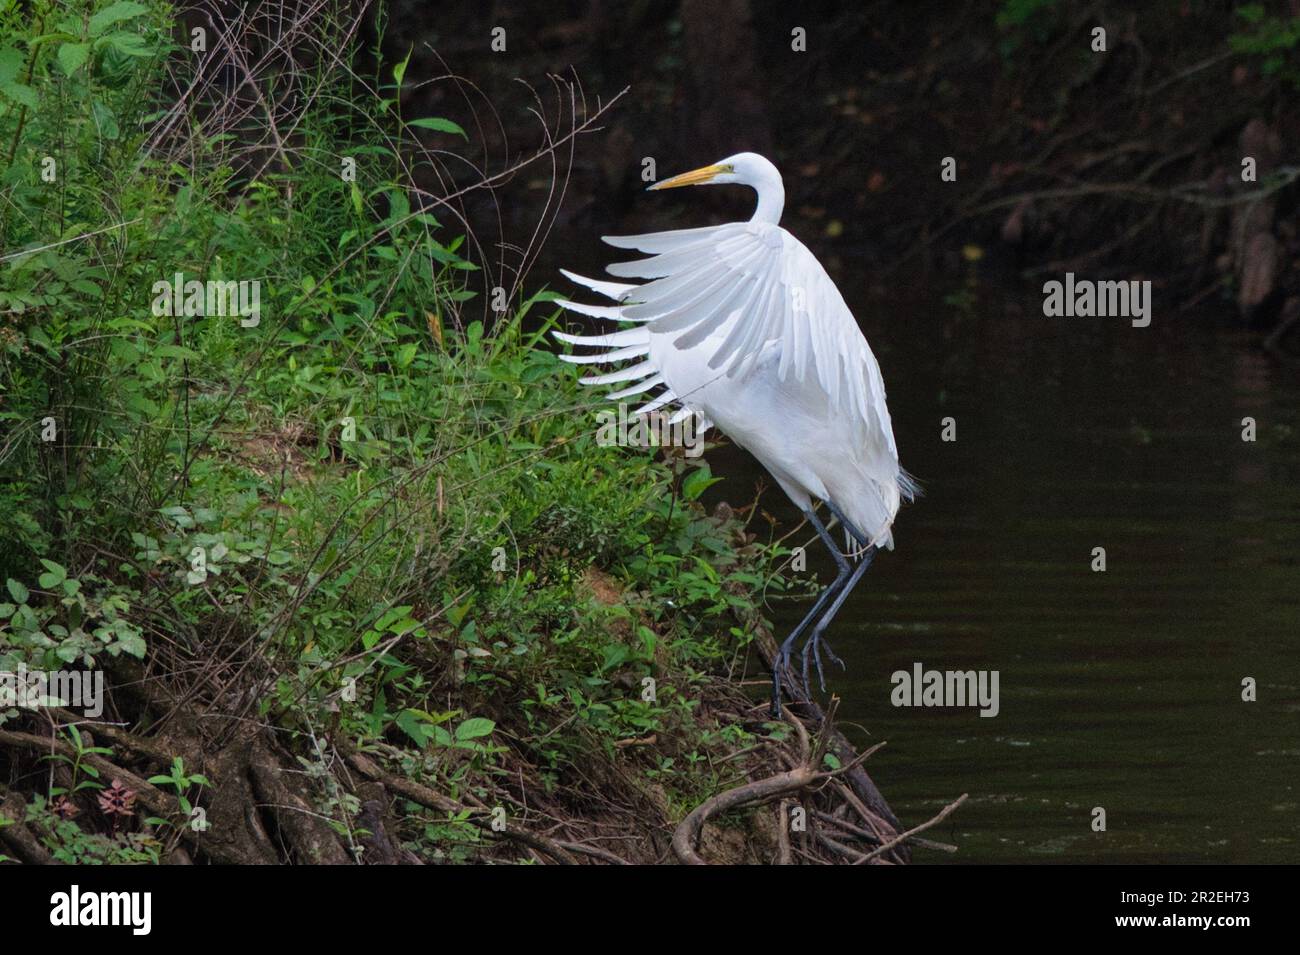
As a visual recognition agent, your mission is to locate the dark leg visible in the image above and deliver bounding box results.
[802,546,875,691]
[772,508,850,716]
[800,503,877,692]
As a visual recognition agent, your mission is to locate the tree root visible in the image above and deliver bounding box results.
[673,762,824,864]
[0,727,177,818]
[337,737,612,865]
[248,742,352,864]
[0,791,56,865]
[671,699,916,865]
[0,723,360,865]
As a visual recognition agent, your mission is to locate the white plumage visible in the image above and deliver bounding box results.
[554,152,914,553]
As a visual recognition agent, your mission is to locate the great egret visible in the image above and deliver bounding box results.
[553,152,915,713]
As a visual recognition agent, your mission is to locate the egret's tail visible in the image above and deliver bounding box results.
[898,467,923,503]
[835,466,921,558]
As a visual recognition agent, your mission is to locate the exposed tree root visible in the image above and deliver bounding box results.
[0,792,56,865]
[669,692,953,865]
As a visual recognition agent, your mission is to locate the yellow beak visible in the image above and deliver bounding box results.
[648,163,729,190]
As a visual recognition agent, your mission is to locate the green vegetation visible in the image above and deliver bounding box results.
[0,1,799,863]
[1230,3,1300,89]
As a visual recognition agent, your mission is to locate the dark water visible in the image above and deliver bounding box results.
[713,274,1300,863]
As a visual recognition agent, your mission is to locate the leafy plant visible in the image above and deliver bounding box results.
[1230,4,1300,88]
[145,756,209,831]
[41,724,115,798]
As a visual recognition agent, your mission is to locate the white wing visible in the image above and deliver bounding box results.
[553,222,910,503]
[613,224,897,450]
[551,226,730,428]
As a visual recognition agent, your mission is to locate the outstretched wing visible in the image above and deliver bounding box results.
[551,225,733,429]
[552,221,907,495]
[603,223,898,459]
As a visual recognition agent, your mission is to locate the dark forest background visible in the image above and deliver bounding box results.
[380,0,1300,355]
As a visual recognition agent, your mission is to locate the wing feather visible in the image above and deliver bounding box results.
[606,373,664,400]
[602,224,724,253]
[555,343,649,365]
[578,361,656,385]
[552,327,649,348]
[554,221,899,478]
[606,231,750,279]
[555,299,627,321]
[559,269,636,301]
[638,223,900,482]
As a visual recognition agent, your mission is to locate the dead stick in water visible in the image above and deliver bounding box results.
[856,794,969,864]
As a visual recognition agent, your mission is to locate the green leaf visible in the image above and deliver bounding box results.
[57,43,90,75]
[156,344,201,360]
[0,47,21,84]
[159,505,194,528]
[396,709,434,747]
[408,117,466,138]
[117,632,146,658]
[392,46,411,87]
[0,81,37,109]
[37,559,66,589]
[600,643,629,672]
[445,598,473,628]
[6,579,29,604]
[681,465,722,501]
[91,99,119,140]
[88,1,150,36]
[455,717,495,741]
[102,32,150,56]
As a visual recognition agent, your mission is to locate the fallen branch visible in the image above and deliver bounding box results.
[856,794,969,865]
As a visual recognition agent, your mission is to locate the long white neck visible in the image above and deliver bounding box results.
[749,173,785,225]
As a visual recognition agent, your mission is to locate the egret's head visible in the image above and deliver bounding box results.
[648,152,781,191]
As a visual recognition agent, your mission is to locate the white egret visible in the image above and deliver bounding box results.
[553,152,916,713]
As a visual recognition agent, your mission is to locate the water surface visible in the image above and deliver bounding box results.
[719,275,1300,863]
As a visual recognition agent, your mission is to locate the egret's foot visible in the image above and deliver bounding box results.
[770,634,810,717]
[801,626,846,694]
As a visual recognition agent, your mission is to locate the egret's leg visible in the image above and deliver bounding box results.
[772,509,850,715]
[800,503,875,692]
[802,546,875,690]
